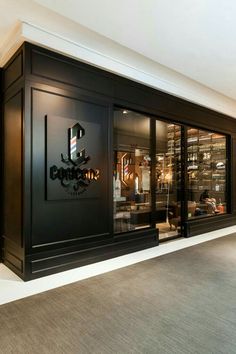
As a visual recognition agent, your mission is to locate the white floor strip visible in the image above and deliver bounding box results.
[1,226,236,306]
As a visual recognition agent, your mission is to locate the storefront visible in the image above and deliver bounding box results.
[1,42,236,280]
[114,110,229,240]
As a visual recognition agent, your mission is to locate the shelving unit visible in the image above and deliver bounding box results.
[187,128,227,209]
[156,124,181,195]
[155,124,182,237]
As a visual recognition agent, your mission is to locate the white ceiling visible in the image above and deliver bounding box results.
[1,0,236,101]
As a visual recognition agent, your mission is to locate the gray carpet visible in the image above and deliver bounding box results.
[0,234,236,354]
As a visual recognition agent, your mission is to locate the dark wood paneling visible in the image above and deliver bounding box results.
[113,78,236,135]
[5,251,23,273]
[31,88,111,248]
[26,231,157,280]
[27,42,236,135]
[31,49,113,96]
[4,52,23,91]
[2,237,24,278]
[185,213,236,237]
[3,90,23,246]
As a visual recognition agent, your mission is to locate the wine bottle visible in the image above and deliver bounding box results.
[115,172,121,198]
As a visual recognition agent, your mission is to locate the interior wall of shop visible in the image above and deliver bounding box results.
[1,42,236,280]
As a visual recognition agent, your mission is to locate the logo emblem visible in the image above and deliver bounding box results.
[50,122,99,195]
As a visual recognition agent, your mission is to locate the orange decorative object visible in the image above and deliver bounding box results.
[217,204,224,213]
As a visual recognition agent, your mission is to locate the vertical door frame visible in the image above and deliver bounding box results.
[155,118,187,241]
[150,117,157,234]
[181,125,188,237]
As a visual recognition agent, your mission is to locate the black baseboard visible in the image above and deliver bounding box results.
[24,230,158,281]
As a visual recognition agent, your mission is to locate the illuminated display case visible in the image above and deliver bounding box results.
[187,128,227,218]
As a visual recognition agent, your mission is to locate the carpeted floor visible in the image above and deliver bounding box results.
[0,234,236,354]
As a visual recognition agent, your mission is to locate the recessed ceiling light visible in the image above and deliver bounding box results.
[123,110,128,114]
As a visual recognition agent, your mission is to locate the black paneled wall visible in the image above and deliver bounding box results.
[1,42,236,280]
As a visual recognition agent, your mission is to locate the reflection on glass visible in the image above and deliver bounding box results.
[156,123,182,240]
[187,128,227,219]
[113,109,151,234]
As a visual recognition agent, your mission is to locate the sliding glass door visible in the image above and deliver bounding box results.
[156,122,183,240]
[113,108,151,234]
[113,108,229,240]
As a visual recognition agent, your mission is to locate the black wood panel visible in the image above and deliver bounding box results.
[4,52,23,91]
[3,90,23,246]
[113,78,236,135]
[185,213,236,237]
[5,250,23,273]
[27,43,236,134]
[31,89,111,247]
[31,49,113,97]
[26,232,157,280]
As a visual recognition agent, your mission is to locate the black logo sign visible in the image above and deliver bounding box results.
[50,122,100,195]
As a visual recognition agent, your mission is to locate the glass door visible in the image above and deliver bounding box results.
[156,121,183,240]
[113,108,151,234]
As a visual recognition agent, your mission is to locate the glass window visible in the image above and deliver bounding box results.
[156,122,182,240]
[187,128,227,219]
[113,109,151,234]
[113,110,229,236]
